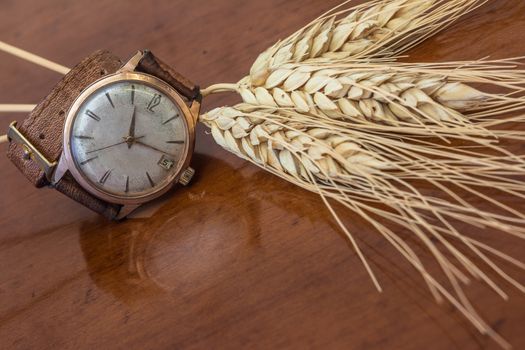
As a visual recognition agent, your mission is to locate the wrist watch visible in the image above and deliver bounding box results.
[6,50,201,220]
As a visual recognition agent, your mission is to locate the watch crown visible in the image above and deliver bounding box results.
[179,167,195,186]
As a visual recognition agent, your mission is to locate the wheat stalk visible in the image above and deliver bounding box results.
[0,41,70,75]
[0,105,37,144]
[0,104,36,145]
[0,104,37,113]
[0,41,68,144]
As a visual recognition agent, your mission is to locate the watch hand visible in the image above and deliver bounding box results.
[135,140,173,155]
[87,136,144,154]
[127,106,137,149]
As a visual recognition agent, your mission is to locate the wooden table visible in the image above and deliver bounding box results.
[1,1,524,349]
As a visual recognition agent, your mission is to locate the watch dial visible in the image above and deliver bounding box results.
[69,80,188,199]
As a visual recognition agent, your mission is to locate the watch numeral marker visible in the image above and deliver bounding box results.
[162,114,179,125]
[85,109,101,122]
[74,135,94,140]
[125,176,130,193]
[99,169,112,185]
[131,85,135,105]
[80,156,98,165]
[166,140,184,144]
[146,94,162,113]
[146,172,155,188]
[105,92,115,108]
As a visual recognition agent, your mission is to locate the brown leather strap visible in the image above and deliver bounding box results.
[7,50,123,218]
[136,50,200,101]
[55,173,121,220]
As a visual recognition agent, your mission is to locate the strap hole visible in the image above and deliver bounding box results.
[39,133,45,140]
[59,110,65,116]
[100,69,107,75]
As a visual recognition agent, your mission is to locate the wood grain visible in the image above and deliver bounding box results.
[1,1,524,349]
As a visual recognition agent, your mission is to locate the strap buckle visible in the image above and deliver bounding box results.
[7,121,57,181]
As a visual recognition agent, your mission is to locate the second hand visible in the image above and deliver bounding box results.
[86,136,144,154]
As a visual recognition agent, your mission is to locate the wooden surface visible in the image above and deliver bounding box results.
[1,0,524,349]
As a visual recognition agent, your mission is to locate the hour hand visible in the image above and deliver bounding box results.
[126,106,137,148]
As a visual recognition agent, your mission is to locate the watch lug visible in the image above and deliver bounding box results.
[189,97,201,125]
[117,51,144,73]
[51,153,68,185]
[116,204,141,220]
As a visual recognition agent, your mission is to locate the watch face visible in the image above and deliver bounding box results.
[66,76,190,202]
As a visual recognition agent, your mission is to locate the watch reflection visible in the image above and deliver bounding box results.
[76,153,480,345]
[78,153,262,303]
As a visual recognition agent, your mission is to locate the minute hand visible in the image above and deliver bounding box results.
[135,140,172,155]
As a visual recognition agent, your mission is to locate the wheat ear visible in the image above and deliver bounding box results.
[247,0,485,85]
[207,59,525,137]
[199,103,524,349]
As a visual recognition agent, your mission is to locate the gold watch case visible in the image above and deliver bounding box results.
[53,57,199,215]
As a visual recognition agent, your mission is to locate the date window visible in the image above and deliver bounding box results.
[158,155,175,170]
